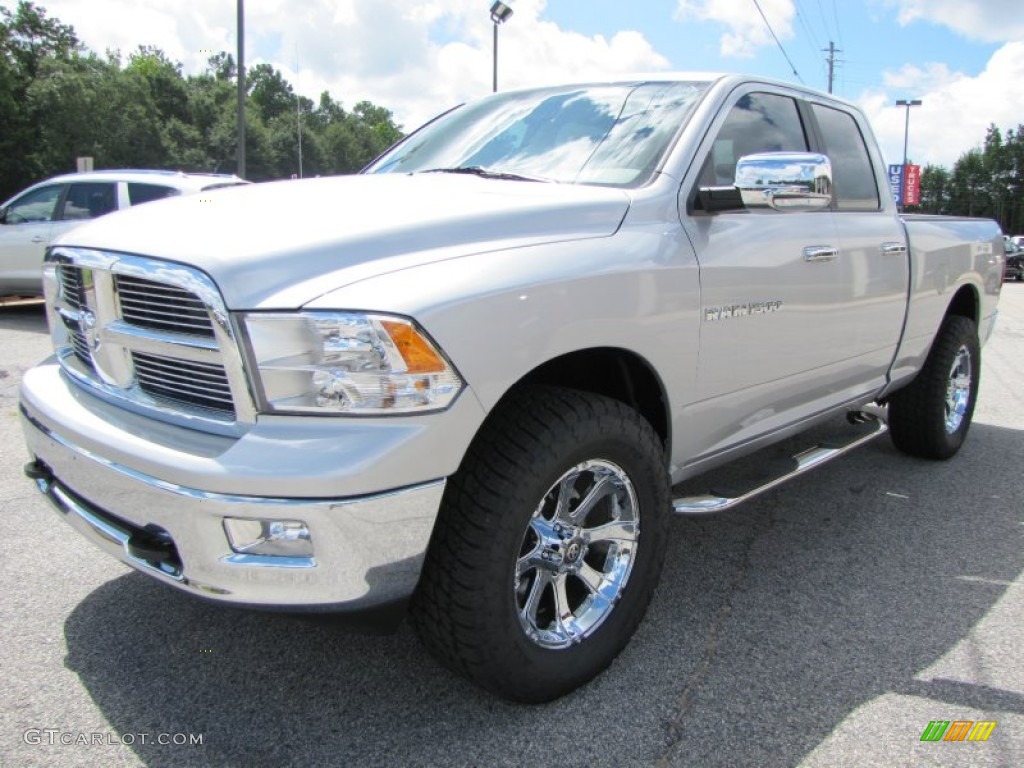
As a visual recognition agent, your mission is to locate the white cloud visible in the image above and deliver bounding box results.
[859,42,1024,169]
[881,62,958,92]
[675,0,795,58]
[39,0,669,131]
[885,0,1024,43]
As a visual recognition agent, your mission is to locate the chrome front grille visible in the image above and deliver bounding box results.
[132,351,234,412]
[57,265,93,370]
[45,249,254,433]
[58,265,85,310]
[116,275,216,337]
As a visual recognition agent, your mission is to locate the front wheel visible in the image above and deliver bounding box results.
[410,386,671,703]
[888,315,980,459]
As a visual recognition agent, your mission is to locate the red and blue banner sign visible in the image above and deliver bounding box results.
[888,163,921,207]
[888,164,905,206]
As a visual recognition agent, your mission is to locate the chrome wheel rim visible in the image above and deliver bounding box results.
[514,459,639,649]
[945,345,972,434]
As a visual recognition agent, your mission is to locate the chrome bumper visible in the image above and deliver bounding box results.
[21,405,446,611]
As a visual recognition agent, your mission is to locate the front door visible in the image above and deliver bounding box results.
[678,88,903,462]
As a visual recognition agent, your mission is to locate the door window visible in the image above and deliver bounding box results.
[60,182,117,221]
[699,93,809,186]
[128,183,180,206]
[4,185,63,224]
[811,104,880,211]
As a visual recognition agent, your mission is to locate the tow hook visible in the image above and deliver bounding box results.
[23,459,53,483]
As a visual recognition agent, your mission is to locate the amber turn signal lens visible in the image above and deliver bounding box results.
[381,320,446,374]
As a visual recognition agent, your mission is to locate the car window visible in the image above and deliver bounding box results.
[128,183,180,206]
[366,81,709,187]
[811,104,880,211]
[699,93,809,186]
[60,182,117,221]
[4,184,63,224]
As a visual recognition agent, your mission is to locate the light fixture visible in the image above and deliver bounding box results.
[490,1,513,24]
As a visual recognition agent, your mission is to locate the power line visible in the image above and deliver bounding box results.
[793,1,829,85]
[814,0,831,42]
[831,0,845,48]
[752,0,805,84]
[794,0,823,50]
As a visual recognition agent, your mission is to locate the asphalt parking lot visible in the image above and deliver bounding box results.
[1,288,1022,768]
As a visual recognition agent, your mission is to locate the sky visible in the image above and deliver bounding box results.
[11,0,1024,170]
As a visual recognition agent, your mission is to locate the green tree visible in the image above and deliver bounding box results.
[27,51,165,170]
[917,164,950,214]
[127,46,189,125]
[0,4,406,194]
[0,0,81,198]
[947,149,990,218]
[249,62,295,122]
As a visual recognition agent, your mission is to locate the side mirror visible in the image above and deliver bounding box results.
[735,152,832,211]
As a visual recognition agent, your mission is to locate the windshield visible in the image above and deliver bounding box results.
[365,81,709,187]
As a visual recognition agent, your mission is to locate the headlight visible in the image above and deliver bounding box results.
[241,312,463,415]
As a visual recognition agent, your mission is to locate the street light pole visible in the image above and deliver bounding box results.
[896,98,921,212]
[237,0,246,179]
[490,2,513,93]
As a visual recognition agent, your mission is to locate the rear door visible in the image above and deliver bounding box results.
[809,102,908,371]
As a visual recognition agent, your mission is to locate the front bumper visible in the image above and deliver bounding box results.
[18,363,478,611]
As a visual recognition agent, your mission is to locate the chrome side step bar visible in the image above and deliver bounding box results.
[672,414,887,516]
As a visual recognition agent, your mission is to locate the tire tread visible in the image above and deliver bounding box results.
[410,385,669,701]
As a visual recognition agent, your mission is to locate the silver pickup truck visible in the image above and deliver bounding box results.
[19,74,1003,703]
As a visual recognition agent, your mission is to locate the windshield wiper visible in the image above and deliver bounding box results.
[419,166,551,183]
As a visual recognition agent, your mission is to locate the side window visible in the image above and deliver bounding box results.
[811,104,880,211]
[60,182,117,221]
[128,183,180,206]
[4,185,63,224]
[700,92,808,186]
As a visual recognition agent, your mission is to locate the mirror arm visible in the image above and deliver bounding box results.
[697,186,745,213]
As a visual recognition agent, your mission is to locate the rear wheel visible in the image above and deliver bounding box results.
[410,385,671,703]
[888,315,980,459]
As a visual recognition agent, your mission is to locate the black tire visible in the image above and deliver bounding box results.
[888,315,980,460]
[410,385,671,703]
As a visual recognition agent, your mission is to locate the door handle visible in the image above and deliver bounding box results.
[803,246,838,263]
[31,236,46,243]
[881,241,907,255]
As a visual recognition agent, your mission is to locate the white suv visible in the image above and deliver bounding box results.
[0,170,247,297]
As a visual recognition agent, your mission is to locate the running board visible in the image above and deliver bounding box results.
[672,414,887,516]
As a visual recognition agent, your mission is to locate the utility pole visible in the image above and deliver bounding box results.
[822,41,841,94]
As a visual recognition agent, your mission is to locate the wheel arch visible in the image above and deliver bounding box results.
[500,347,672,457]
[945,283,979,326]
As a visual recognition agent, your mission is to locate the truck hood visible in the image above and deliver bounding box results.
[57,174,631,308]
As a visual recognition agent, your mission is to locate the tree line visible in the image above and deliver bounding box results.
[910,125,1024,236]
[4,1,1022,236]
[0,1,404,201]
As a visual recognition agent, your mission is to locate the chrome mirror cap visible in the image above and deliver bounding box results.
[735,152,833,212]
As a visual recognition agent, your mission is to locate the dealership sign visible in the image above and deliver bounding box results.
[888,163,921,207]
[888,164,905,206]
